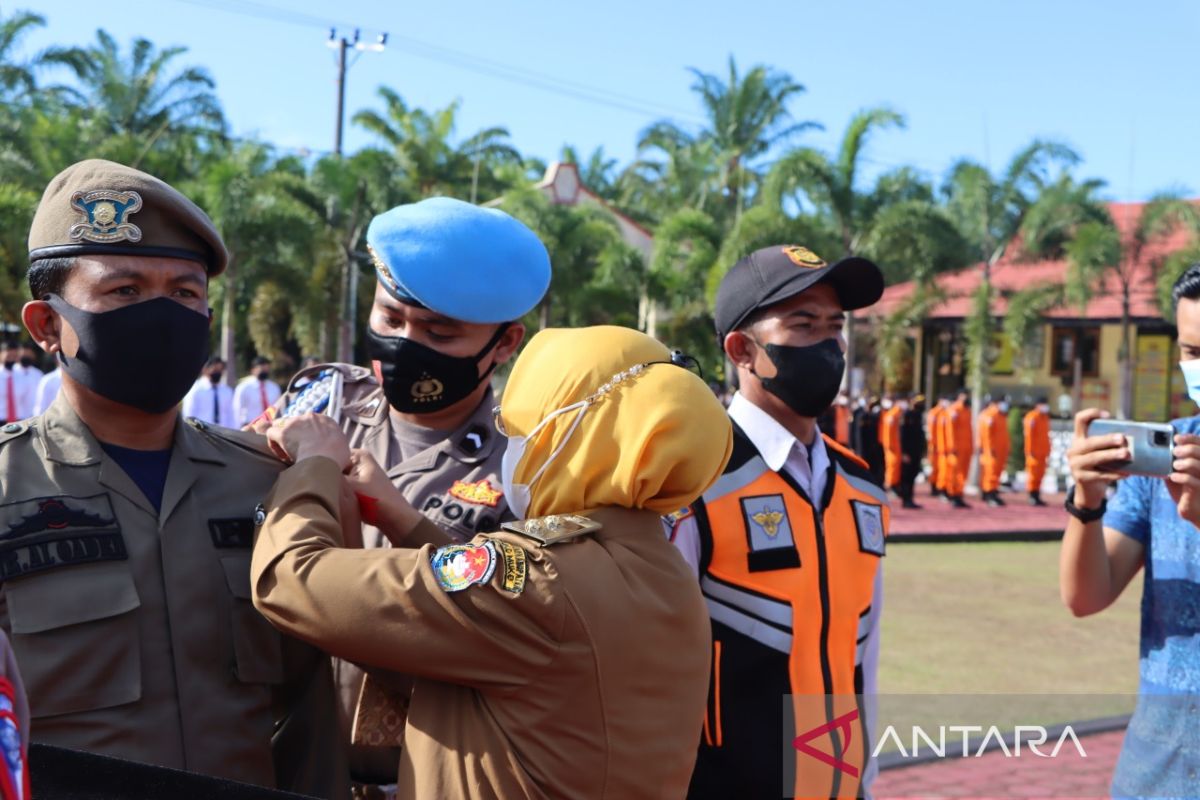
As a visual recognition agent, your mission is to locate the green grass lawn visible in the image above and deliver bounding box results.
[879,541,1142,726]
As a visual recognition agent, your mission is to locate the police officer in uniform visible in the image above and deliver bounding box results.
[6,159,346,797]
[251,325,732,799]
[258,196,550,790]
[264,197,549,545]
[669,244,889,799]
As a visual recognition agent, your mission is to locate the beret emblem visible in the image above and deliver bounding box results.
[69,189,143,244]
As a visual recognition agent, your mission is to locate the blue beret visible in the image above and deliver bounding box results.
[366,197,551,324]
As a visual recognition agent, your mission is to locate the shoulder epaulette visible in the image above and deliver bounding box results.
[185,418,276,461]
[0,420,34,446]
[500,514,600,546]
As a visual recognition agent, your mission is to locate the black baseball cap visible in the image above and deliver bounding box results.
[714,245,885,339]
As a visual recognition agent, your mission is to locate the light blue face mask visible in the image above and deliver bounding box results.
[1181,359,1200,406]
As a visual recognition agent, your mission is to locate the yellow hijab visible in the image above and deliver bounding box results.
[498,325,733,518]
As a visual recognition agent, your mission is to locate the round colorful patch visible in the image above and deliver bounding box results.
[430,542,497,592]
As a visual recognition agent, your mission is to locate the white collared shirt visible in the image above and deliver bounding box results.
[727,392,831,509]
[182,378,236,428]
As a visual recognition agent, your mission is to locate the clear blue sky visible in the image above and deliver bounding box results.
[18,0,1200,200]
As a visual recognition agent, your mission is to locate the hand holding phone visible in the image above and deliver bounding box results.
[1085,419,1175,477]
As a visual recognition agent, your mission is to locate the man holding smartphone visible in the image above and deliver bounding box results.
[1060,263,1200,797]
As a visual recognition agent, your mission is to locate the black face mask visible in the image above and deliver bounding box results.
[47,295,210,414]
[209,372,223,385]
[2,361,12,371]
[366,324,508,414]
[255,371,269,382]
[18,356,35,368]
[752,337,846,418]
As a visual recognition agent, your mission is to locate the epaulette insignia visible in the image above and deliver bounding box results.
[501,514,600,546]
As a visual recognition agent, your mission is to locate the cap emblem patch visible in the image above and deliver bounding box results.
[781,245,826,269]
[70,189,143,244]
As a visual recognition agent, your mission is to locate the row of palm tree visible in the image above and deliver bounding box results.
[2,9,1197,400]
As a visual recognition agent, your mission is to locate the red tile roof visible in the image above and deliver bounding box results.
[868,201,1196,321]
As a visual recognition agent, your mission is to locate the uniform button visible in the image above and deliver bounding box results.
[2,423,21,434]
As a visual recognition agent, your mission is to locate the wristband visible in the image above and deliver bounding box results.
[1064,486,1106,523]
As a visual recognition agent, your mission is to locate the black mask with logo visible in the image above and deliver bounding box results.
[47,294,210,414]
[366,324,508,414]
[752,337,846,418]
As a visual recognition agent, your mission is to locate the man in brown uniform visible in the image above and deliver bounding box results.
[5,159,346,796]
[252,325,733,799]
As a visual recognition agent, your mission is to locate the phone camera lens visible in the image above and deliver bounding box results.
[1154,431,1170,446]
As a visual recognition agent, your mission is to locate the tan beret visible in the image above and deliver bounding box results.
[27,159,228,275]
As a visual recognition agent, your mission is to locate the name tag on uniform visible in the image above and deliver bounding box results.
[852,500,886,556]
[209,518,255,548]
[0,494,126,582]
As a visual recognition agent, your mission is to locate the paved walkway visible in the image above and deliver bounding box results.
[889,483,1067,540]
[874,727,1124,799]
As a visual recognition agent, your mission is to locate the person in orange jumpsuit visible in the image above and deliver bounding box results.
[945,390,972,508]
[977,395,1011,507]
[879,395,904,496]
[927,396,947,499]
[1023,396,1052,506]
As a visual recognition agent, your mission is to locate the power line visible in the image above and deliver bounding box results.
[168,0,704,124]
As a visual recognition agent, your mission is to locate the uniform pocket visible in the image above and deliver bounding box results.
[7,567,141,718]
[220,556,283,684]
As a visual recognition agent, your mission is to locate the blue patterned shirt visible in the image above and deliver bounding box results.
[1105,415,1200,798]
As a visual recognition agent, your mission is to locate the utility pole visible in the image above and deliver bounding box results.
[328,27,386,362]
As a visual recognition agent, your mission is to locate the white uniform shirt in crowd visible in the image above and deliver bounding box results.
[232,376,282,427]
[0,366,39,421]
[668,390,884,793]
[32,368,62,416]
[182,377,235,427]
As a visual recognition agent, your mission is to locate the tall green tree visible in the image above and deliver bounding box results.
[353,88,521,203]
[634,57,816,225]
[941,141,1081,443]
[188,143,320,380]
[1065,195,1199,416]
[0,9,46,102]
[763,107,906,392]
[500,187,642,331]
[46,30,226,168]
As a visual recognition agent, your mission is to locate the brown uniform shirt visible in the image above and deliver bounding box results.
[253,457,712,800]
[0,394,347,798]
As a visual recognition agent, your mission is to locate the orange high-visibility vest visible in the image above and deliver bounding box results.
[687,426,888,800]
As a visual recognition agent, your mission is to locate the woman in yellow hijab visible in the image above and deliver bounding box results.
[252,325,732,800]
[497,324,732,520]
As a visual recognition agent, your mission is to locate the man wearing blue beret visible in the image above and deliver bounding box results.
[257,196,550,790]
